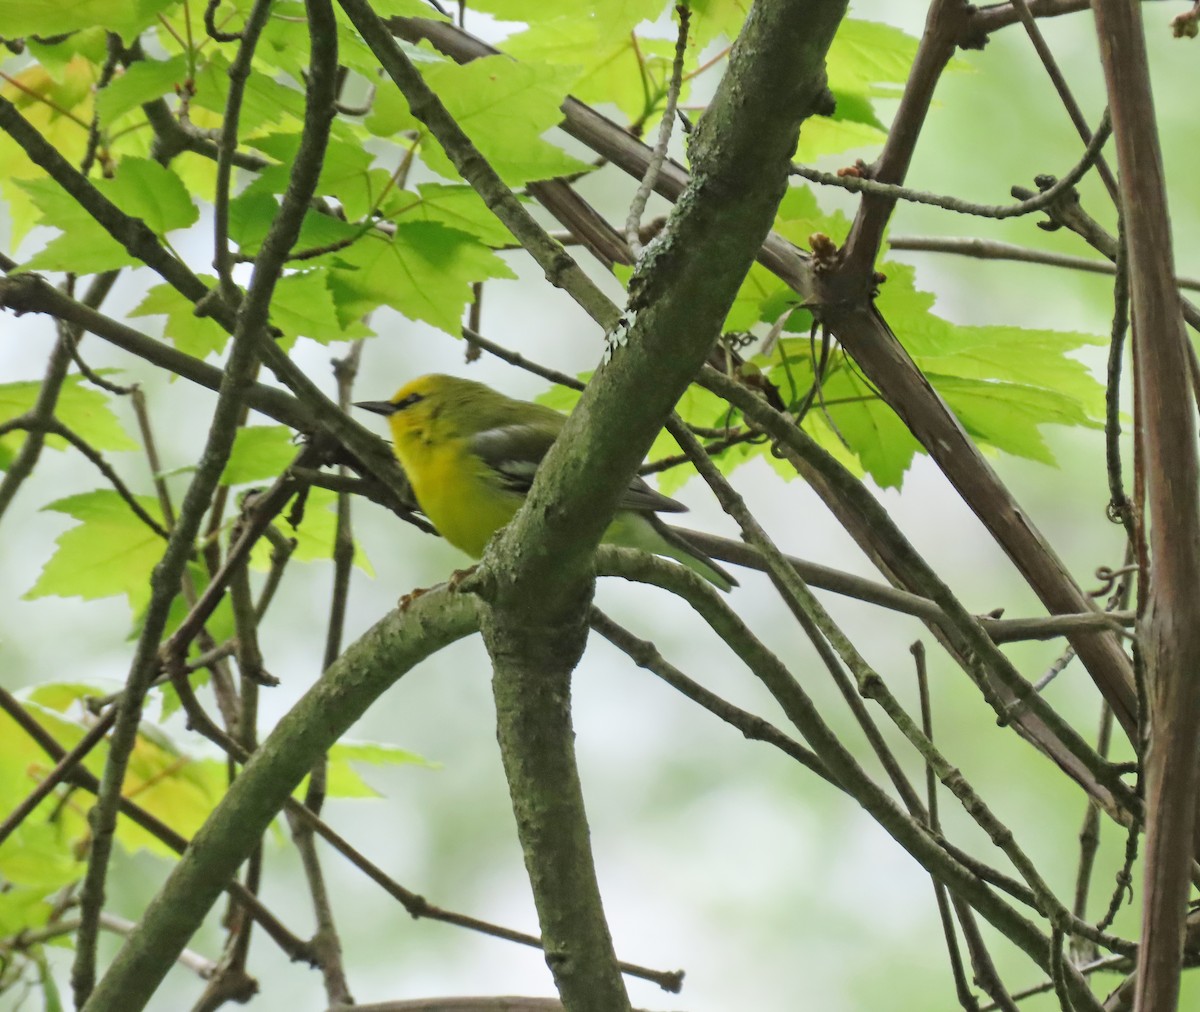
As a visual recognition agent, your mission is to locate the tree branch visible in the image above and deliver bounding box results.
[81,587,481,1012]
[439,2,849,1009]
[1092,2,1200,1007]
[337,0,619,332]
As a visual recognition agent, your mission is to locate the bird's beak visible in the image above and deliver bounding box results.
[354,400,398,416]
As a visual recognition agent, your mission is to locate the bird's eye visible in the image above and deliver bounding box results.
[394,392,425,411]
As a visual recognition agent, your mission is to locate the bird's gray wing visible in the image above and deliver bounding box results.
[469,423,689,515]
[469,423,557,496]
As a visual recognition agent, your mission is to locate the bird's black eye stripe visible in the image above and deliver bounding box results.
[394,392,425,411]
[354,392,425,417]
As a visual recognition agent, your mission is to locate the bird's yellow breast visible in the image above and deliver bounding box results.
[392,427,520,558]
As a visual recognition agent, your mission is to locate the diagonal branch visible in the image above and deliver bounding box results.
[337,0,619,332]
[81,587,481,1012]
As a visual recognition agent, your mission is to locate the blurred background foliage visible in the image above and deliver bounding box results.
[1,0,1197,1009]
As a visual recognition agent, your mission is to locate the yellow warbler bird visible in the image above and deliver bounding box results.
[356,374,736,591]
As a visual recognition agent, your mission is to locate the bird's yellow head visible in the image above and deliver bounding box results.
[356,373,540,452]
[356,374,484,445]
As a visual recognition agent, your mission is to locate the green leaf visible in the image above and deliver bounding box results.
[26,490,166,610]
[0,59,97,244]
[811,365,922,488]
[0,0,177,42]
[221,426,296,486]
[827,19,921,100]
[792,18,967,162]
[327,222,516,335]
[687,0,752,47]
[271,270,370,346]
[227,190,283,256]
[411,56,591,186]
[935,376,1102,466]
[17,157,196,273]
[724,263,779,332]
[26,681,109,712]
[97,157,199,235]
[382,183,521,248]
[254,5,313,80]
[292,487,374,574]
[247,127,379,219]
[795,114,887,162]
[20,231,137,274]
[877,262,1106,409]
[0,374,136,469]
[130,278,229,359]
[502,11,676,121]
[96,54,189,126]
[774,185,853,248]
[17,177,139,273]
[308,739,434,799]
[0,885,54,938]
[116,729,227,855]
[650,384,735,496]
[229,194,364,259]
[0,822,82,890]
[192,52,305,135]
[26,27,109,77]
[760,260,1105,485]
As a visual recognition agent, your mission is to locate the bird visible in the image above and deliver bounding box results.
[356,374,736,591]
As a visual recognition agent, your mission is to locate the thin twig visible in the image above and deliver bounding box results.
[791,108,1110,221]
[254,525,299,620]
[666,419,1125,988]
[289,342,365,1008]
[3,417,170,539]
[625,5,689,259]
[2,912,220,981]
[70,0,339,993]
[699,367,1136,814]
[163,446,319,663]
[168,675,685,994]
[0,273,119,524]
[337,0,621,332]
[204,0,244,41]
[590,609,833,785]
[212,0,274,301]
[885,235,1200,295]
[461,328,585,391]
[1008,0,1119,201]
[0,691,116,850]
[1072,703,1114,963]
[914,642,981,1011]
[0,683,313,964]
[968,0,1092,39]
[1105,216,1134,542]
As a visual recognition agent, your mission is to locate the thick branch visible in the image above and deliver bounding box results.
[81,589,480,1012]
[1092,3,1200,1008]
[461,2,848,1009]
